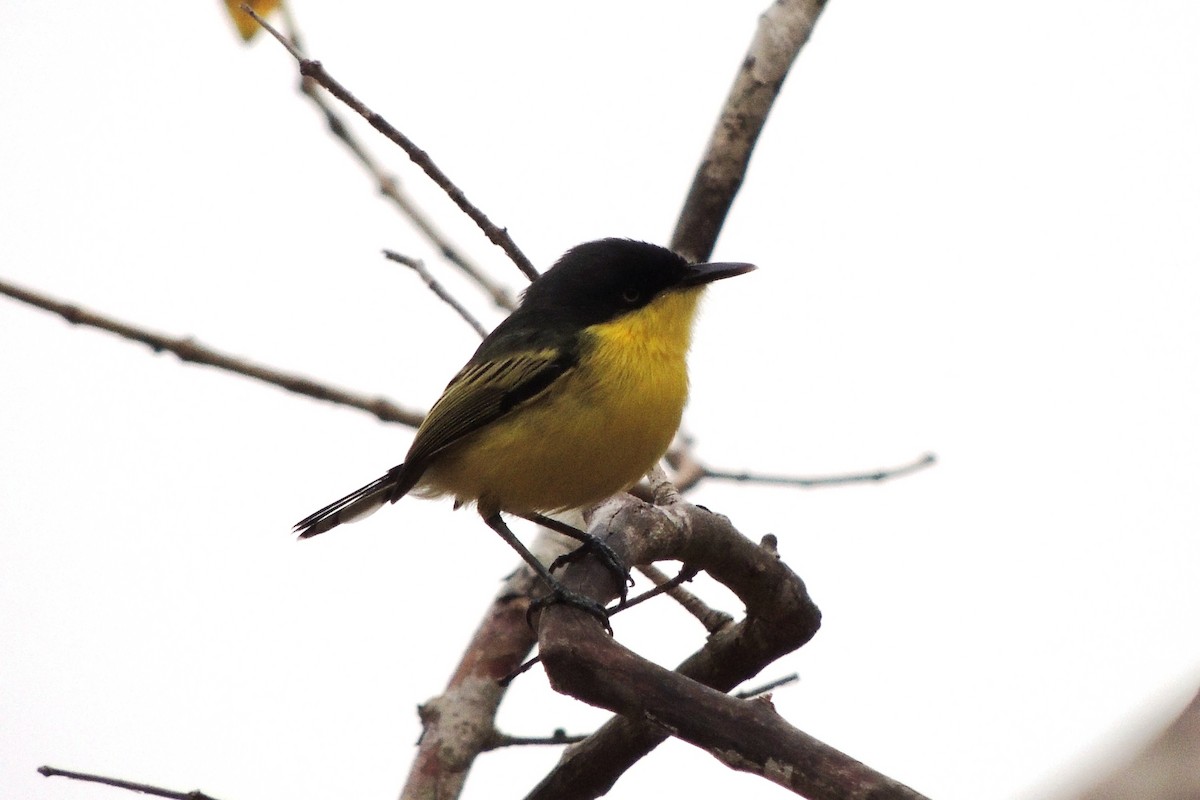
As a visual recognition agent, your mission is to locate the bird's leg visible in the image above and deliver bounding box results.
[480,512,612,634]
[518,511,633,605]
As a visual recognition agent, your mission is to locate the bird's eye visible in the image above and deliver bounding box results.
[621,288,641,304]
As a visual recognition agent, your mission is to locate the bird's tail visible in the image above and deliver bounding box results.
[293,464,418,539]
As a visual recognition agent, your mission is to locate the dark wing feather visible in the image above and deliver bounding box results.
[294,346,575,539]
[403,347,576,472]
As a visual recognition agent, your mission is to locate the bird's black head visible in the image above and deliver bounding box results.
[519,239,752,329]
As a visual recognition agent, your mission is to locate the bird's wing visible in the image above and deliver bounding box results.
[403,346,576,471]
[292,346,574,539]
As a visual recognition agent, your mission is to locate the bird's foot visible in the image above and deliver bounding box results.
[527,587,613,635]
[549,537,632,605]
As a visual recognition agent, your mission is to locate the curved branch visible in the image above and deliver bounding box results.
[531,500,925,800]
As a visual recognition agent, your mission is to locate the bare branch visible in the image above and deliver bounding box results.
[530,499,925,800]
[527,2,837,794]
[1073,687,1200,800]
[735,672,800,699]
[384,250,489,338]
[484,729,589,751]
[400,532,572,800]
[702,452,938,488]
[276,12,516,310]
[635,563,733,634]
[671,0,830,262]
[243,5,539,282]
[0,277,424,427]
[38,766,220,800]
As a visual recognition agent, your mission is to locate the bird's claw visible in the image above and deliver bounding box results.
[526,588,613,635]
[549,538,632,604]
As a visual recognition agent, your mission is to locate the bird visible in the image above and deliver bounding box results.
[295,238,754,625]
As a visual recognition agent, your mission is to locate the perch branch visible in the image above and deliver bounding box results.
[529,498,925,800]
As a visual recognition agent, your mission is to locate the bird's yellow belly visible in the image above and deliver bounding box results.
[419,293,699,515]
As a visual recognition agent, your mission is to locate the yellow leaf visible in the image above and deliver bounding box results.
[224,0,282,42]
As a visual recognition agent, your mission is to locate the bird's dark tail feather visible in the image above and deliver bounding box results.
[294,464,417,539]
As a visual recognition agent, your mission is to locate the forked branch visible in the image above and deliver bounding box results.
[531,499,926,800]
[243,5,539,282]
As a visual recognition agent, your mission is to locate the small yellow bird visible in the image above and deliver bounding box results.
[295,239,754,622]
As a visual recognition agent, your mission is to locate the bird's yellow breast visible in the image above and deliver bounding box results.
[420,287,704,515]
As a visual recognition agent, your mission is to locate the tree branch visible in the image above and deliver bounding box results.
[0,277,423,426]
[275,11,516,311]
[530,499,925,800]
[38,765,220,800]
[735,672,800,700]
[244,5,539,282]
[672,450,938,491]
[635,563,734,634]
[383,250,489,338]
[1073,687,1200,800]
[483,729,589,751]
[399,532,572,800]
[671,0,830,263]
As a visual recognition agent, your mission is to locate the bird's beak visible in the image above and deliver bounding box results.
[676,260,757,288]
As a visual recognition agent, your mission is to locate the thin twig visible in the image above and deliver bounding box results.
[637,563,733,634]
[617,564,699,614]
[276,12,516,310]
[704,452,937,487]
[384,250,489,337]
[243,5,539,282]
[38,766,220,800]
[734,672,799,699]
[483,728,589,751]
[0,278,424,427]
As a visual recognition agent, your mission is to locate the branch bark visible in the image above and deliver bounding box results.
[531,499,925,800]
[671,0,829,262]
[400,533,573,800]
[245,5,539,282]
[1073,687,1200,800]
[0,277,424,427]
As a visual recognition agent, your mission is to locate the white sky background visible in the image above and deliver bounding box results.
[2,2,1198,799]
